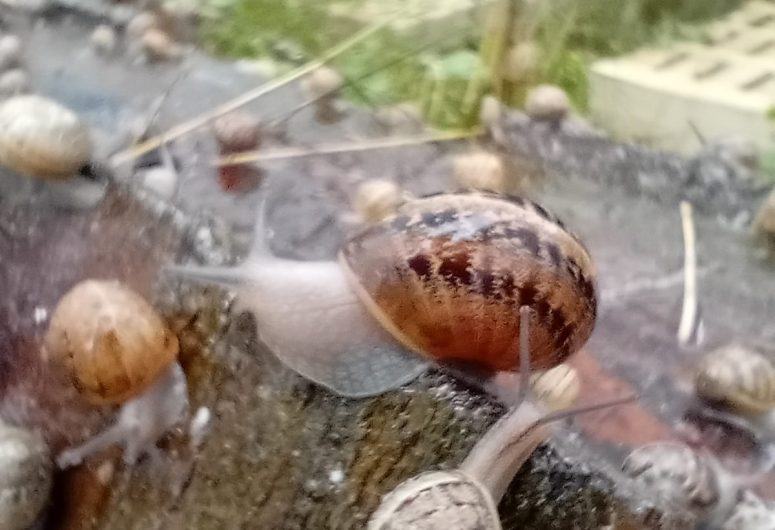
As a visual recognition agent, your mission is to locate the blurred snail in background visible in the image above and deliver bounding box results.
[452,151,516,194]
[212,111,263,192]
[0,95,92,180]
[525,84,570,126]
[374,102,424,135]
[302,65,344,123]
[694,345,775,416]
[351,178,405,224]
[0,421,53,530]
[43,280,189,468]
[168,190,597,400]
[621,441,767,528]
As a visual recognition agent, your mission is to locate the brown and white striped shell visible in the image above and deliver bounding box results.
[367,470,501,530]
[694,345,775,415]
[622,442,733,524]
[43,279,179,405]
[0,95,92,180]
[340,192,596,373]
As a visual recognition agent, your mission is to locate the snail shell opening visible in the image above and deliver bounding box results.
[340,192,597,374]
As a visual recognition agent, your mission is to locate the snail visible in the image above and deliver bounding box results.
[452,151,517,194]
[369,309,633,529]
[374,103,424,135]
[302,66,345,123]
[126,11,160,40]
[694,345,775,416]
[90,24,117,56]
[168,191,597,399]
[43,280,189,468]
[140,29,182,62]
[352,178,405,224]
[212,112,263,192]
[0,421,53,530]
[524,85,570,125]
[621,441,752,527]
[0,95,93,180]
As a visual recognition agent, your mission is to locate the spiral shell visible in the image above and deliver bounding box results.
[303,66,343,99]
[622,442,724,522]
[341,192,596,373]
[0,95,92,180]
[368,470,501,530]
[0,422,53,530]
[212,112,261,153]
[353,179,404,223]
[694,345,775,415]
[43,279,179,405]
[525,85,570,123]
[529,363,580,410]
[453,151,511,194]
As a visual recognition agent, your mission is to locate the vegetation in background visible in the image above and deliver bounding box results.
[201,0,743,125]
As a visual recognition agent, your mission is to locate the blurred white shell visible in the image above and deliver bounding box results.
[140,29,181,62]
[453,151,509,193]
[694,345,775,415]
[353,179,403,223]
[368,470,502,530]
[525,84,570,122]
[126,11,160,39]
[721,491,775,530]
[0,34,22,71]
[138,165,178,200]
[0,95,93,180]
[0,69,30,98]
[303,66,343,99]
[0,421,53,530]
[622,442,736,525]
[90,24,117,56]
[503,42,538,82]
[212,111,261,153]
[529,363,580,410]
[374,103,424,134]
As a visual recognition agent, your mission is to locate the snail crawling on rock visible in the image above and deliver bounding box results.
[43,280,189,468]
[169,191,597,399]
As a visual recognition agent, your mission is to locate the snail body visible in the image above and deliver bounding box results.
[0,422,53,530]
[0,95,92,180]
[694,345,775,415]
[169,191,596,397]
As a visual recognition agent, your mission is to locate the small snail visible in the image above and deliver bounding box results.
[352,178,405,224]
[0,421,53,530]
[169,191,597,399]
[44,280,189,467]
[302,66,345,123]
[0,95,93,180]
[452,151,514,194]
[126,11,160,40]
[694,345,775,415]
[90,24,117,56]
[212,112,262,154]
[621,442,743,527]
[524,84,570,124]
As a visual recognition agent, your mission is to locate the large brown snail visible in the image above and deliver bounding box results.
[43,280,189,468]
[0,95,93,180]
[169,191,597,399]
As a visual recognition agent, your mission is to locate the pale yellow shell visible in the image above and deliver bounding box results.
[452,151,509,193]
[503,42,538,82]
[0,95,92,180]
[694,345,775,415]
[368,470,502,530]
[525,85,570,122]
[0,422,53,530]
[353,179,404,223]
[44,279,179,405]
[529,363,580,410]
[303,66,343,99]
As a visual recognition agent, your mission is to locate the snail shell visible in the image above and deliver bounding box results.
[43,279,179,405]
[0,95,92,180]
[353,179,404,223]
[341,192,596,373]
[694,345,775,415]
[303,66,344,99]
[367,470,501,530]
[525,85,570,123]
[529,363,580,410]
[90,24,117,56]
[622,442,733,524]
[126,11,160,39]
[452,151,512,194]
[0,422,53,530]
[140,29,181,62]
[212,111,261,153]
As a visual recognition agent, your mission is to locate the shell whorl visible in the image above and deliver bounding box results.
[340,191,596,373]
[694,345,775,415]
[367,470,501,530]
